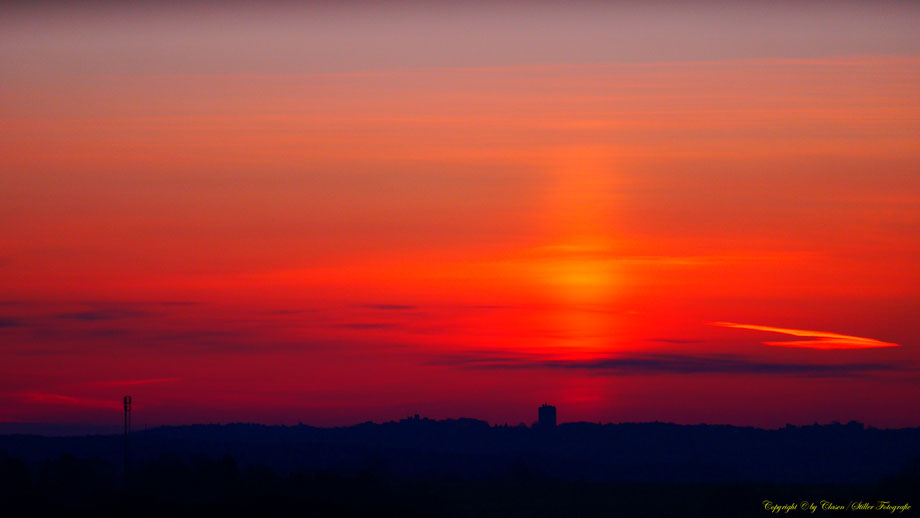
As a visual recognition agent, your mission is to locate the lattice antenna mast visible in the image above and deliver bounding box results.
[123,395,132,475]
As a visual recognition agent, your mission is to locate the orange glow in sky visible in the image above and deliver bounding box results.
[1,1,919,429]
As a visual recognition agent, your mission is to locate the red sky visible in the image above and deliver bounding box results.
[1,1,919,429]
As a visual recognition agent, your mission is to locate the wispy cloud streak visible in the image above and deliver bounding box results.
[95,378,181,387]
[358,304,418,311]
[13,393,121,409]
[432,352,905,378]
[712,322,900,350]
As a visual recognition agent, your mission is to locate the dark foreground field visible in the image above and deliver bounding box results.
[1,419,917,517]
[1,453,917,518]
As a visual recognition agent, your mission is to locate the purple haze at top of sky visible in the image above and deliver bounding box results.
[2,1,920,76]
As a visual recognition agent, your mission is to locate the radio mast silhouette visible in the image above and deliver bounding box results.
[123,395,131,475]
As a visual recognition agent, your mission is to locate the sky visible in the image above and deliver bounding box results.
[1,0,919,430]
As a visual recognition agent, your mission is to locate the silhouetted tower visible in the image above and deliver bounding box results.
[538,403,556,429]
[123,395,131,474]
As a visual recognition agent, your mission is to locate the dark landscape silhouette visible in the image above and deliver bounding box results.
[1,408,917,517]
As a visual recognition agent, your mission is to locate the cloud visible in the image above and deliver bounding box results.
[57,309,149,321]
[335,322,396,330]
[428,350,531,367]
[0,317,23,327]
[13,392,121,409]
[540,355,900,377]
[647,338,704,344]
[95,378,181,387]
[262,309,308,315]
[433,352,906,378]
[359,304,418,311]
[712,322,900,350]
[53,301,199,321]
[58,310,147,321]
[86,301,199,307]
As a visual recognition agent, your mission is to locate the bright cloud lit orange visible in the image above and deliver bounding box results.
[712,323,900,350]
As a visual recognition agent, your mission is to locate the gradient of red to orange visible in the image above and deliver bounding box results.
[1,2,919,429]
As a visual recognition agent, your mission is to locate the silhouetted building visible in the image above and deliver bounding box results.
[538,403,556,429]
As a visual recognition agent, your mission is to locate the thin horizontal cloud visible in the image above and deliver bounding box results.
[712,322,900,350]
[335,322,396,330]
[95,378,181,387]
[428,350,533,367]
[359,304,418,311]
[56,309,150,321]
[53,301,199,321]
[0,318,23,327]
[81,301,200,307]
[7,314,395,355]
[262,309,308,315]
[433,352,905,378]
[14,392,121,410]
[540,355,900,377]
